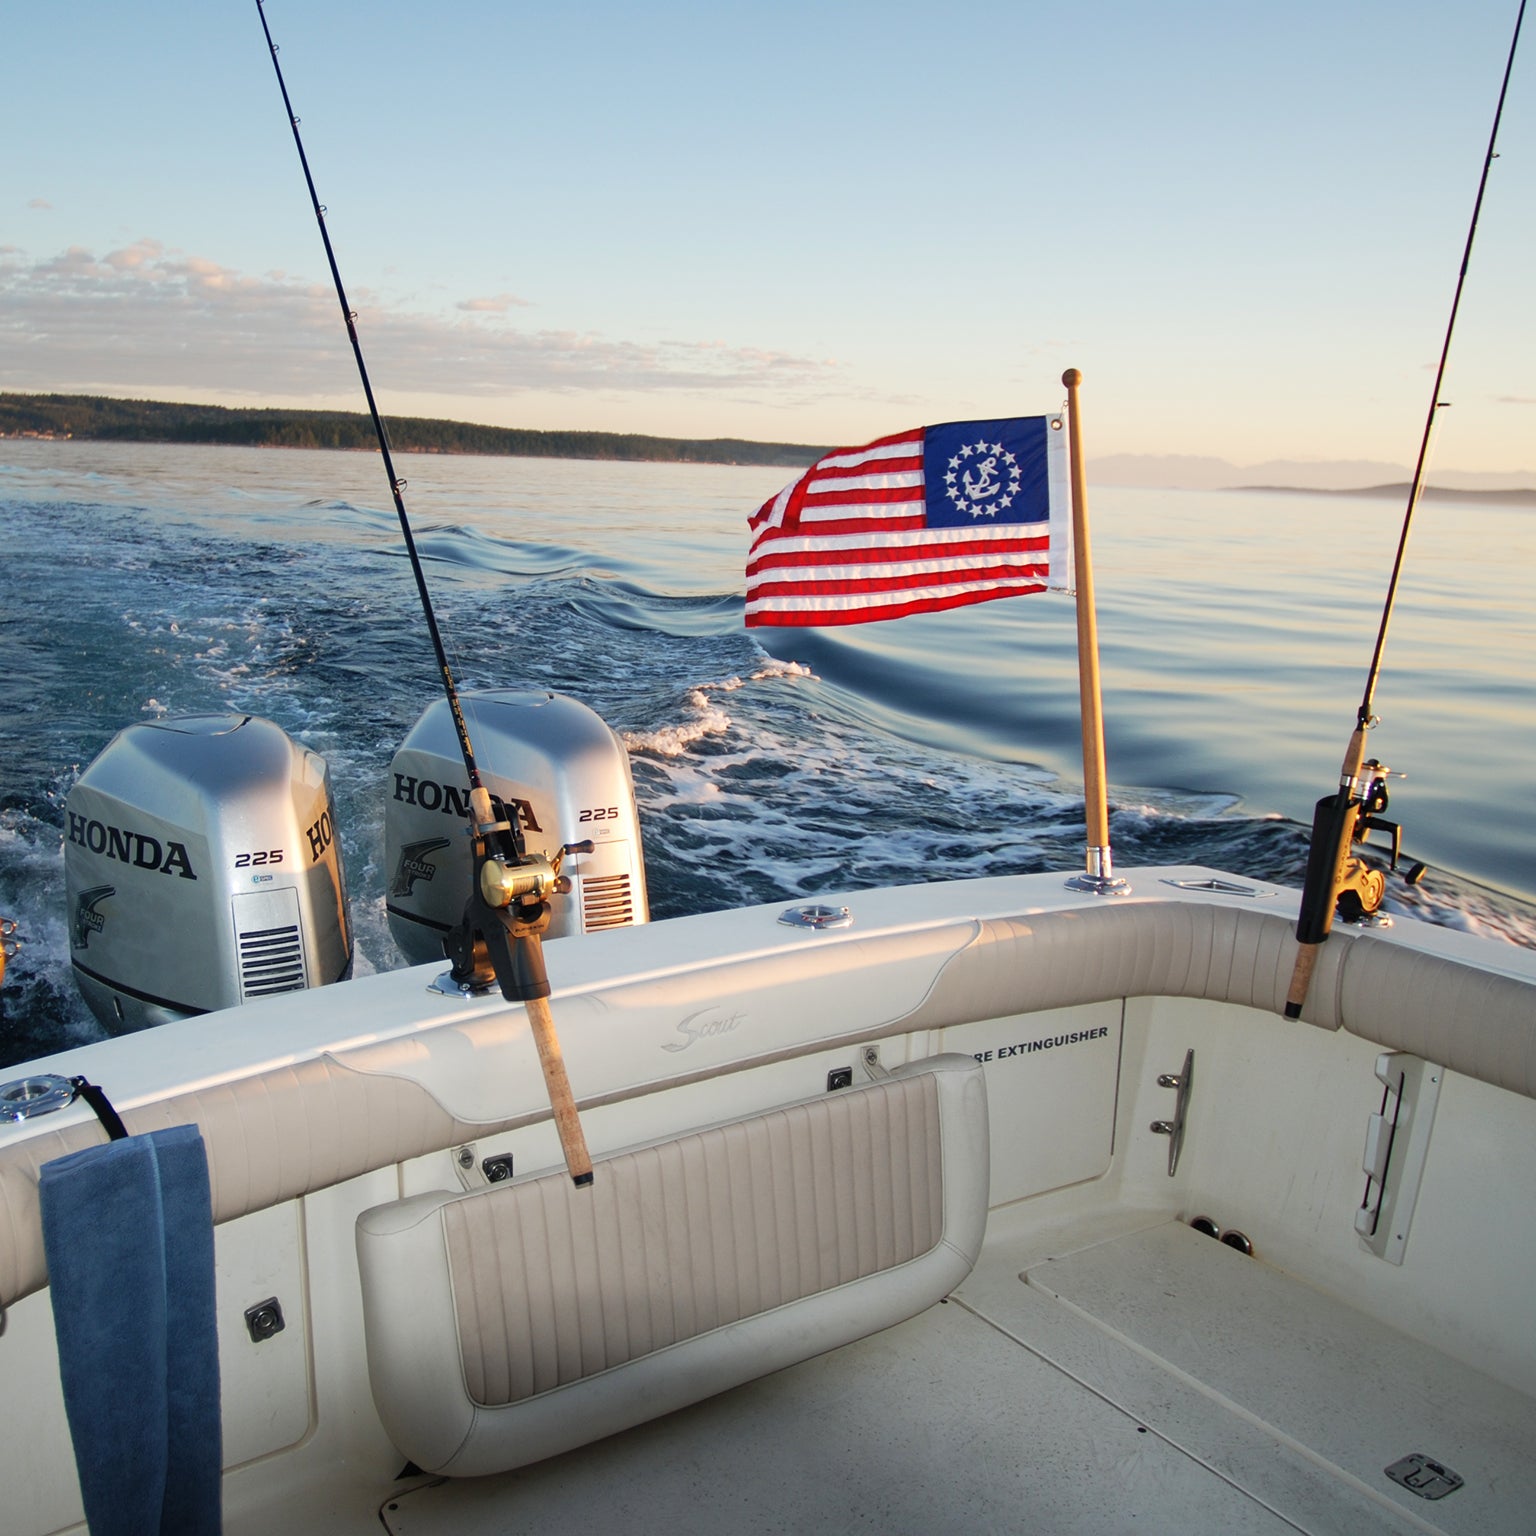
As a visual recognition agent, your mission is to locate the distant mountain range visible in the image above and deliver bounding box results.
[1238,482,1536,506]
[1090,452,1535,495]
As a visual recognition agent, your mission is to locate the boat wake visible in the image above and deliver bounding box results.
[2,452,1533,1069]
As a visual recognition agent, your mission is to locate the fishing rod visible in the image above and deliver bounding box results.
[254,0,478,798]
[255,0,594,1183]
[1285,0,1526,1020]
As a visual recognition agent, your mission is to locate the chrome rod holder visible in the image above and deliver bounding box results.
[778,903,853,931]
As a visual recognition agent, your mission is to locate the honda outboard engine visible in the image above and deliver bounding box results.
[385,690,648,964]
[65,714,351,1032]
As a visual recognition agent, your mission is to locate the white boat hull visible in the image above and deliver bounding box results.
[2,866,1533,1533]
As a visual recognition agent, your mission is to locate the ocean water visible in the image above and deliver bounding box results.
[2,439,1532,1068]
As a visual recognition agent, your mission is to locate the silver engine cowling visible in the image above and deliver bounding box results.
[65,714,352,1031]
[385,690,648,964]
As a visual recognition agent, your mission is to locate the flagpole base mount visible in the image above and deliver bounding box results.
[1065,873,1132,897]
[1067,847,1130,896]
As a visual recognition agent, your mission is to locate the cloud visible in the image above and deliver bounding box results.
[456,292,531,313]
[0,242,840,405]
[28,198,53,210]
[104,239,164,270]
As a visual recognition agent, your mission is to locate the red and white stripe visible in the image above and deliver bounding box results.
[745,429,1059,627]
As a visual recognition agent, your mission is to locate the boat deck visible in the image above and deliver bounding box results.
[353,1200,1535,1536]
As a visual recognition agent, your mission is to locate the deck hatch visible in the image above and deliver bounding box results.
[1385,1453,1463,1500]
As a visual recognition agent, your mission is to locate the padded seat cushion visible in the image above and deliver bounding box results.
[356,1054,988,1475]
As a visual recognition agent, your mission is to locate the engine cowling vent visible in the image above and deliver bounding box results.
[233,886,309,1001]
[238,925,306,998]
[581,873,637,931]
[65,714,352,1032]
[385,690,649,965]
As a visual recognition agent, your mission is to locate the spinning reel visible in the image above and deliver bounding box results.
[1299,759,1426,935]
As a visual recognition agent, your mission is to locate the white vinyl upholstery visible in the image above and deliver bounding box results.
[9,895,1532,1313]
[355,1054,989,1476]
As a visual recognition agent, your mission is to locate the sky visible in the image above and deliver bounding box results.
[3,1,1533,485]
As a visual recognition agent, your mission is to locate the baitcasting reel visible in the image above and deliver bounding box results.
[441,786,594,1001]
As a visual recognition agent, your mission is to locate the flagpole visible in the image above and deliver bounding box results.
[1061,369,1127,896]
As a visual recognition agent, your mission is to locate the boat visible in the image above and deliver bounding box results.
[3,9,1532,1532]
[3,852,1534,1533]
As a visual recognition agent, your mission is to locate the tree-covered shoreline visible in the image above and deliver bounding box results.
[0,393,826,468]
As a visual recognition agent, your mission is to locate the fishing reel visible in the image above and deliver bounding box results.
[1286,752,1428,1018]
[442,790,593,1001]
[477,847,580,912]
[1303,759,1426,931]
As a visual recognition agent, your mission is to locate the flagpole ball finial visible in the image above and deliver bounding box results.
[1062,368,1082,388]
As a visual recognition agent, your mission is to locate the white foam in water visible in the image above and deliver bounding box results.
[1384,878,1536,949]
[0,808,111,1059]
[747,655,815,683]
[624,660,1090,910]
[622,678,741,758]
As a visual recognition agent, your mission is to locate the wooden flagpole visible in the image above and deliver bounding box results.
[1061,369,1126,895]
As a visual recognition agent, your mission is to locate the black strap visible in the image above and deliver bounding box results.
[70,1077,129,1142]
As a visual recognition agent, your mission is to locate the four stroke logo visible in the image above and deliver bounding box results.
[392,837,452,898]
[72,885,115,950]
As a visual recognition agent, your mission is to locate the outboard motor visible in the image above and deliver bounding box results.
[65,714,351,1032]
[385,690,648,964]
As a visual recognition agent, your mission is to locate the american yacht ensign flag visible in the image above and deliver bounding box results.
[745,415,1072,627]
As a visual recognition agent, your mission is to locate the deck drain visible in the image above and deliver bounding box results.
[1385,1453,1463,1500]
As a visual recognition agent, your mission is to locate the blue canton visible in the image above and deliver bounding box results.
[924,417,1051,528]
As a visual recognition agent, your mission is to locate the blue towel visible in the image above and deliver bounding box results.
[40,1124,222,1535]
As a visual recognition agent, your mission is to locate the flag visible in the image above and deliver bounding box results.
[745,415,1071,627]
